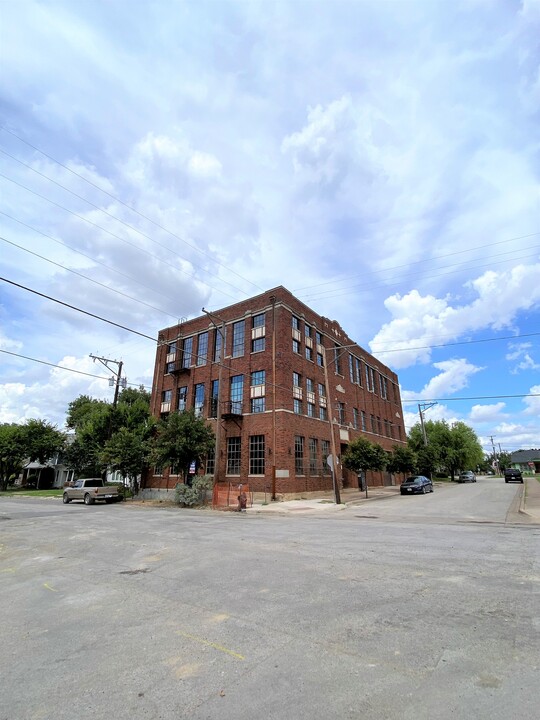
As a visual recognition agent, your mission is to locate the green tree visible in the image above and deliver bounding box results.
[408,419,483,480]
[0,424,26,491]
[497,451,511,472]
[386,445,417,476]
[100,426,153,494]
[445,422,484,480]
[21,419,65,465]
[342,437,387,480]
[151,410,215,483]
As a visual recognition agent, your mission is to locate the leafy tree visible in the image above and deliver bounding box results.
[100,426,153,495]
[21,419,65,465]
[0,424,26,491]
[497,451,511,472]
[342,437,387,480]
[408,419,483,480]
[445,421,484,480]
[386,445,417,476]
[64,389,152,480]
[151,410,215,483]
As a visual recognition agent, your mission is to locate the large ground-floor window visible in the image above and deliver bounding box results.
[249,435,265,475]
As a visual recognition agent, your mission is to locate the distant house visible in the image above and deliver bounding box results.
[509,449,540,475]
[20,451,75,489]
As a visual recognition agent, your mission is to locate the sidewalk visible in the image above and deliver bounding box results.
[246,485,400,515]
[520,476,540,522]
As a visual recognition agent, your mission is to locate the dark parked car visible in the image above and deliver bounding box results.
[400,475,433,495]
[458,471,476,483]
[504,468,523,483]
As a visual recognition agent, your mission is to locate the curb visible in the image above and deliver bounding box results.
[518,478,530,517]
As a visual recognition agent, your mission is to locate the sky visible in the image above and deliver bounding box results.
[1,0,539,456]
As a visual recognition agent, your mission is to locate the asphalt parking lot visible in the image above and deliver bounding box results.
[1,479,539,720]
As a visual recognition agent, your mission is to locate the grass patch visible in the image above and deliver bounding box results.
[0,488,64,498]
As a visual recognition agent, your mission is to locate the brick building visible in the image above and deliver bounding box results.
[144,286,406,498]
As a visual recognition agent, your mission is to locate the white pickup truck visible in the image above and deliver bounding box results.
[63,478,122,505]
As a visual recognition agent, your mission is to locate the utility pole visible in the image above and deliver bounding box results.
[90,354,126,407]
[322,345,341,505]
[418,402,437,445]
[202,309,226,486]
[490,435,499,474]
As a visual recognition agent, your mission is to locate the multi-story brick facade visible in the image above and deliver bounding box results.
[144,286,406,498]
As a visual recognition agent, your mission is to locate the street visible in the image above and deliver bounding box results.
[1,477,539,720]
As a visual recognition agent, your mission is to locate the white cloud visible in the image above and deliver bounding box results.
[401,359,484,401]
[469,403,507,422]
[370,264,540,369]
[523,384,540,416]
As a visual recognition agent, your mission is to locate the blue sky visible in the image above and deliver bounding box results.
[1,0,539,454]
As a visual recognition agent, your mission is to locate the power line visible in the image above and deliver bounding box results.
[0,276,157,341]
[294,230,540,294]
[0,172,240,302]
[1,235,179,319]
[0,130,263,294]
[402,392,540,403]
[0,211,188,312]
[371,330,540,354]
[0,349,151,388]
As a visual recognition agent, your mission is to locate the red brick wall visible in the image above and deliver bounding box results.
[145,286,406,494]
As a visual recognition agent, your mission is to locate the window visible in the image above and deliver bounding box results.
[205,446,215,476]
[197,332,208,366]
[182,337,193,368]
[309,438,318,474]
[316,331,322,345]
[365,365,375,392]
[210,380,219,418]
[167,341,177,354]
[377,417,382,434]
[232,320,245,357]
[349,354,355,383]
[230,375,244,414]
[317,352,324,367]
[213,328,224,362]
[294,398,303,415]
[307,402,315,417]
[334,345,342,375]
[161,389,172,409]
[177,386,188,412]
[356,358,362,386]
[305,346,313,361]
[227,437,241,475]
[353,407,359,430]
[295,436,304,474]
[337,402,345,424]
[293,372,301,388]
[380,374,388,399]
[306,378,314,393]
[305,324,312,339]
[166,361,175,374]
[318,382,325,397]
[370,414,376,433]
[251,370,265,386]
[361,410,366,432]
[194,383,205,418]
[321,440,331,474]
[251,397,266,413]
[319,406,328,421]
[292,315,300,330]
[384,419,389,436]
[249,435,265,475]
[293,339,300,354]
[252,337,265,352]
[253,313,265,328]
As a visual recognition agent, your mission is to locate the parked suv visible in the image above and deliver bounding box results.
[504,468,523,483]
[458,471,476,483]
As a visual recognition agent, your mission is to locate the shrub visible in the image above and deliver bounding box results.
[175,474,214,507]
